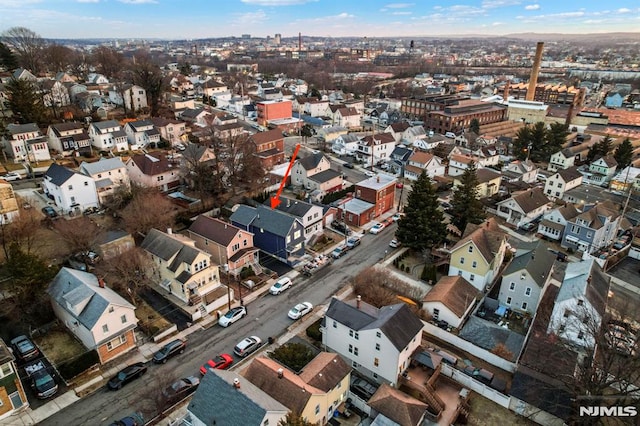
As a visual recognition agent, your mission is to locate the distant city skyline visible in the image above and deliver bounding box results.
[0,0,639,40]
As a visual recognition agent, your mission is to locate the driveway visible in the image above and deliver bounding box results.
[139,287,191,331]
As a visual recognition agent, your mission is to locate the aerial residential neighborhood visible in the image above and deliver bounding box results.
[1,2,640,426]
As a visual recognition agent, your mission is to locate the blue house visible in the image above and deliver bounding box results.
[230,204,306,266]
[604,92,624,108]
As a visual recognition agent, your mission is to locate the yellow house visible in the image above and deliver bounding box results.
[243,353,352,425]
[0,180,19,224]
[448,218,508,292]
[453,168,502,199]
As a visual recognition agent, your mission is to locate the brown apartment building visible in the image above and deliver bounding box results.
[249,129,285,170]
[496,83,585,108]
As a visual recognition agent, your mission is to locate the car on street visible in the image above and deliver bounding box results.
[343,162,355,169]
[10,335,40,362]
[396,182,404,188]
[392,213,404,222]
[218,306,247,327]
[162,376,200,402]
[152,339,186,364]
[288,302,313,320]
[200,353,233,374]
[109,412,145,426]
[269,276,293,295]
[346,236,361,248]
[1,172,21,181]
[389,239,401,248]
[364,171,376,177]
[519,222,537,232]
[41,206,58,219]
[234,336,262,358]
[107,362,148,390]
[369,223,385,234]
[331,245,349,259]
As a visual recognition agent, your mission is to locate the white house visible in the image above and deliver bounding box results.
[331,134,360,156]
[41,80,71,108]
[412,134,447,151]
[495,187,552,228]
[447,154,478,177]
[422,275,480,328]
[502,159,538,184]
[47,268,138,364]
[547,259,610,348]
[403,152,445,181]
[124,120,161,150]
[305,99,330,117]
[88,120,129,152]
[335,107,362,128]
[291,152,344,195]
[108,84,147,112]
[269,196,324,242]
[537,204,580,242]
[544,167,583,201]
[3,123,51,163]
[42,163,99,215]
[47,122,92,157]
[548,149,577,172]
[583,156,617,187]
[322,297,423,385]
[79,157,130,205]
[355,133,396,164]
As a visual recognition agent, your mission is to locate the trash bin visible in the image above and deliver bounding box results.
[268,337,274,344]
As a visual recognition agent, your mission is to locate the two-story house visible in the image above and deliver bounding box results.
[41,79,70,108]
[561,200,622,254]
[150,117,187,145]
[42,163,99,215]
[385,122,411,143]
[0,180,20,224]
[355,133,396,165]
[495,187,551,228]
[47,122,92,157]
[331,133,361,156]
[244,353,351,425]
[547,259,610,348]
[0,339,29,420]
[501,159,538,184]
[3,123,51,163]
[454,168,502,199]
[322,297,423,385]
[498,240,556,315]
[187,215,261,278]
[448,218,508,292]
[47,268,138,364]
[108,84,147,112]
[543,167,583,201]
[265,197,324,242]
[583,156,618,187]
[291,152,343,195]
[79,157,130,205]
[447,154,478,177]
[88,120,129,152]
[548,148,577,172]
[355,174,397,219]
[537,204,580,242]
[178,108,212,126]
[140,229,224,317]
[230,204,306,266]
[335,107,361,128]
[389,146,413,176]
[422,275,480,328]
[249,129,285,170]
[124,120,161,150]
[125,153,181,192]
[403,152,445,181]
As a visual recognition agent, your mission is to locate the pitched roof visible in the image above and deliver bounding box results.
[80,157,126,176]
[7,123,39,135]
[556,258,610,315]
[451,218,507,264]
[298,352,351,392]
[188,369,287,426]
[361,132,395,146]
[572,200,620,230]
[475,167,502,183]
[92,120,120,131]
[250,129,284,146]
[264,197,313,218]
[45,163,76,186]
[556,166,582,182]
[49,122,83,135]
[309,169,342,184]
[502,240,556,287]
[337,107,359,117]
[188,215,245,246]
[297,152,325,170]
[47,267,134,330]
[230,204,300,238]
[140,229,202,274]
[129,153,173,176]
[595,156,618,168]
[408,151,434,165]
[557,203,580,220]
[423,276,480,317]
[325,298,423,351]
[389,122,410,133]
[367,384,428,426]
[510,187,550,214]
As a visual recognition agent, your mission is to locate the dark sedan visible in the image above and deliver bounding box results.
[107,363,147,390]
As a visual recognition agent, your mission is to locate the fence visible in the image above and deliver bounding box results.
[440,363,511,408]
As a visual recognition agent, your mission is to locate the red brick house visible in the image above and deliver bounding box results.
[355,174,397,218]
[250,129,285,170]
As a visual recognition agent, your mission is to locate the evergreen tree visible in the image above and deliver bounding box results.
[469,118,480,135]
[613,138,634,169]
[449,162,486,232]
[278,412,314,426]
[0,41,18,71]
[513,121,546,161]
[544,122,569,161]
[587,134,614,163]
[395,171,446,251]
[6,77,47,125]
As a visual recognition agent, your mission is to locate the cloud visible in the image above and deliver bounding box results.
[524,4,539,10]
[0,0,42,7]
[233,10,268,25]
[240,0,316,5]
[384,2,413,7]
[77,0,99,3]
[118,0,157,3]
[481,0,521,9]
[617,8,631,13]
[392,11,412,15]
[492,21,503,26]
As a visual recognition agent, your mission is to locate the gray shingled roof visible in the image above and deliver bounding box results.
[45,163,76,186]
[556,258,610,315]
[80,157,126,176]
[8,123,40,135]
[92,120,120,131]
[140,228,185,261]
[458,316,524,361]
[503,240,556,288]
[230,205,299,238]
[310,169,342,184]
[188,215,244,246]
[297,152,325,170]
[263,197,313,218]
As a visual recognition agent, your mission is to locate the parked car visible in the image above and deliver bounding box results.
[107,363,148,390]
[369,223,385,235]
[234,336,262,358]
[152,339,186,364]
[269,276,293,295]
[389,239,401,248]
[396,182,404,189]
[41,206,58,219]
[10,335,40,362]
[391,213,403,222]
[346,236,361,248]
[519,222,537,232]
[343,162,355,169]
[162,376,200,402]
[288,302,313,320]
[351,377,378,400]
[364,171,376,177]
[1,172,21,181]
[200,353,233,375]
[218,306,247,327]
[25,360,58,399]
[109,412,145,426]
[331,245,349,259]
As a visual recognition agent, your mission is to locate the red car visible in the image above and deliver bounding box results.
[200,353,233,375]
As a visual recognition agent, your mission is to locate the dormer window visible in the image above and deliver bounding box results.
[468,245,473,253]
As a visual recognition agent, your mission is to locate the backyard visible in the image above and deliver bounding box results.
[33,326,86,367]
[464,392,537,426]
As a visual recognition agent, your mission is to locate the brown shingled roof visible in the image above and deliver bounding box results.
[423,276,480,317]
[475,168,502,183]
[298,352,351,393]
[188,215,246,246]
[511,187,550,214]
[250,128,284,145]
[129,153,172,176]
[367,384,428,426]
[451,218,507,264]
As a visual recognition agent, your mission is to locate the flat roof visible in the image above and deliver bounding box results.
[357,174,396,190]
[343,198,375,215]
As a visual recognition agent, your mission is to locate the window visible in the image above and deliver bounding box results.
[354,347,358,356]
[555,192,560,197]
[375,343,380,351]
[315,405,320,415]
[68,184,73,190]
[348,344,353,353]
[349,330,354,337]
[577,299,584,306]
[84,181,89,186]
[470,274,475,281]
[106,334,126,351]
[354,332,359,340]
[109,306,114,313]
[460,257,465,264]
[571,225,579,233]
[0,362,13,378]
[522,302,528,310]
[468,245,473,253]
[586,232,592,239]
[293,230,301,239]
[578,331,584,339]
[472,261,477,268]
[557,183,562,188]
[102,324,109,333]
[563,309,571,318]
[332,321,337,328]
[121,315,127,324]
[376,331,381,338]
[525,287,532,296]
[509,282,516,291]
[506,297,511,305]
[433,308,440,320]
[374,357,379,367]
[559,324,565,333]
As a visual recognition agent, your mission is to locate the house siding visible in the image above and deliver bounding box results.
[448,242,491,291]
[96,328,137,364]
[498,273,542,315]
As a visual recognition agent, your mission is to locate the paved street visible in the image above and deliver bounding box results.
[40,224,397,426]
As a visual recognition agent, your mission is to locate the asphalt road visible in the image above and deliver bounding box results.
[41,225,397,426]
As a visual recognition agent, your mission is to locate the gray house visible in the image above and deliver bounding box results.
[498,240,556,315]
[561,200,622,254]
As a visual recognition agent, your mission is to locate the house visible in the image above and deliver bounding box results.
[0,339,29,420]
[47,122,92,157]
[124,120,161,149]
[389,146,413,175]
[243,354,351,424]
[179,108,211,126]
[502,159,538,184]
[609,166,640,192]
[538,204,580,242]
[454,168,502,198]
[547,259,610,348]
[88,120,129,152]
[256,99,292,127]
[543,167,583,201]
[367,384,431,426]
[3,123,51,163]
[266,197,324,242]
[291,152,343,195]
[355,133,396,164]
[404,152,445,181]
[561,200,622,254]
[447,154,478,177]
[86,73,109,85]
[583,156,617,187]
[125,153,181,191]
[140,229,225,316]
[548,148,577,172]
[411,133,447,151]
[331,133,360,156]
[230,204,305,266]
[249,129,285,170]
[0,180,20,224]
[495,187,552,228]
[422,275,480,328]
[355,174,397,219]
[448,218,509,291]
[149,117,187,145]
[187,215,261,278]
[322,297,423,385]
[605,91,625,108]
[79,157,130,205]
[94,230,135,261]
[385,122,411,143]
[12,67,36,81]
[41,79,70,108]
[498,240,556,315]
[336,197,376,227]
[198,79,228,99]
[47,268,138,364]
[42,163,99,214]
[108,84,147,111]
[335,107,361,128]
[185,369,288,426]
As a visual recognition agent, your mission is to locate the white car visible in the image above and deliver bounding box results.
[369,223,385,235]
[269,277,292,295]
[389,239,401,248]
[218,306,247,327]
[288,302,313,320]
[1,172,21,182]
[364,171,376,177]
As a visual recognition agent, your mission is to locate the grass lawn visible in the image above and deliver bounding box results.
[466,393,537,426]
[33,327,86,366]
[136,299,172,335]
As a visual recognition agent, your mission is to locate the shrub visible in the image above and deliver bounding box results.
[58,350,100,381]
[306,319,323,342]
[240,266,254,280]
[270,342,315,373]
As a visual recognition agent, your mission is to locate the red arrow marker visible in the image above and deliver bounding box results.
[271,143,301,209]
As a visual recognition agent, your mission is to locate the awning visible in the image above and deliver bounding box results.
[565,235,580,243]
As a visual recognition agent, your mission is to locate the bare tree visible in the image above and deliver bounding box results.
[67,50,90,81]
[0,27,46,74]
[120,189,178,236]
[93,247,153,305]
[41,44,73,74]
[0,204,42,260]
[90,46,124,80]
[53,216,101,255]
[130,54,165,116]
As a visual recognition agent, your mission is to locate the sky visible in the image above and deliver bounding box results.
[0,0,639,40]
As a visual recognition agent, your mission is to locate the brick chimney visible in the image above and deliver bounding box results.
[98,278,105,288]
[356,295,361,309]
[526,42,544,101]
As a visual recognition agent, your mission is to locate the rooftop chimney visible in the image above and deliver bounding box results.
[376,176,380,183]
[356,295,361,309]
[503,80,511,101]
[233,378,241,389]
[167,228,173,235]
[277,368,284,378]
[98,278,105,288]
[526,42,544,101]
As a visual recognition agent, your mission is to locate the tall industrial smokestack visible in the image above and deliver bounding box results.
[526,42,544,101]
[298,32,302,52]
